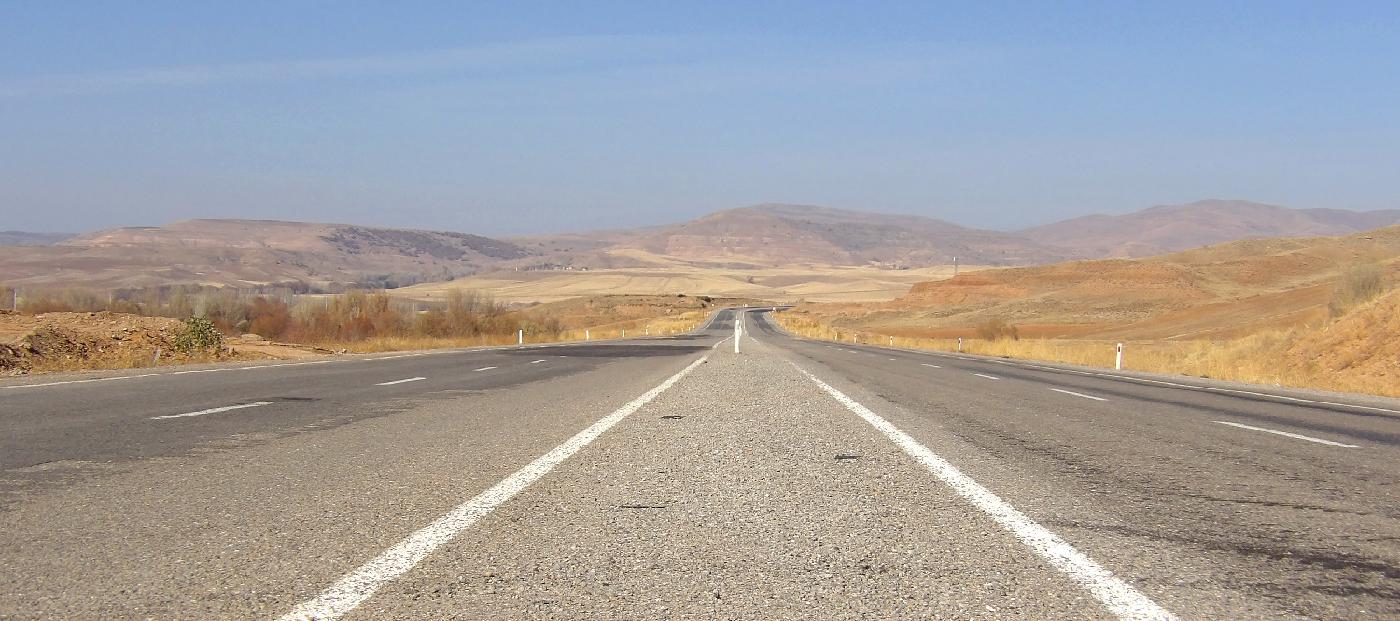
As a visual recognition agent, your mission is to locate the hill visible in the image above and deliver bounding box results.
[796,225,1400,341]
[591,203,1070,268]
[7,201,1400,293]
[0,231,71,246]
[1020,199,1400,258]
[0,219,529,290]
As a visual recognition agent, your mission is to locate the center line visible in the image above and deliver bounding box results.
[1213,421,1359,448]
[150,401,273,420]
[921,363,941,368]
[277,355,708,621]
[530,360,546,364]
[973,373,1000,380]
[1051,388,1108,401]
[796,364,1176,621]
[474,366,498,372]
[376,377,426,386]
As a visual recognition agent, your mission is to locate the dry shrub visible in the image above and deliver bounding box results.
[975,317,1019,341]
[1329,263,1386,317]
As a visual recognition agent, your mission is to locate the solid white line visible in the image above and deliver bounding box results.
[973,373,1000,380]
[150,401,273,420]
[530,360,546,364]
[1213,421,1359,448]
[277,355,708,621]
[473,366,497,372]
[375,377,426,386]
[712,335,733,350]
[921,363,941,369]
[1318,401,1400,415]
[796,365,1176,621]
[1051,388,1108,402]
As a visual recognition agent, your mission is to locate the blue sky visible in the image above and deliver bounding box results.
[2,2,1398,235]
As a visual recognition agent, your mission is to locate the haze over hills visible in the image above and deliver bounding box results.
[0,232,72,246]
[1019,199,1400,258]
[3,200,1400,291]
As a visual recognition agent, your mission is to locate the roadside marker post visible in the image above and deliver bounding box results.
[734,313,742,354]
[957,337,963,352]
[1115,343,1124,370]
[518,329,523,345]
[585,329,590,341]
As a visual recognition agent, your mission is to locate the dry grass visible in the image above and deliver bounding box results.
[774,313,1400,398]
[307,309,715,354]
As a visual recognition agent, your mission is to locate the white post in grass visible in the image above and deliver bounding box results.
[518,329,523,345]
[957,337,963,353]
[889,336,894,346]
[622,329,625,338]
[585,329,590,341]
[1115,342,1124,370]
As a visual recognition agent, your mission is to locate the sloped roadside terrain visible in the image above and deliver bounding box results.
[0,311,320,375]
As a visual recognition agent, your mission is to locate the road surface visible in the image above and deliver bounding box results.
[2,308,1397,619]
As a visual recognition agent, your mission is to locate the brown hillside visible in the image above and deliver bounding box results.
[1,219,531,290]
[608,204,1069,267]
[815,225,1400,339]
[1021,199,1400,258]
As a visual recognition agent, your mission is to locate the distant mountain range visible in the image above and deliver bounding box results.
[2,200,1398,290]
[0,231,71,246]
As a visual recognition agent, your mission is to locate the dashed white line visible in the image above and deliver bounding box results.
[150,401,273,420]
[1213,421,1359,448]
[530,360,546,364]
[796,365,1175,621]
[473,367,497,372]
[276,355,709,621]
[973,373,1000,380]
[376,377,426,386]
[1050,388,1108,402]
[921,363,941,369]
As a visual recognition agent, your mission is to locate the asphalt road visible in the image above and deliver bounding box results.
[1,308,1396,619]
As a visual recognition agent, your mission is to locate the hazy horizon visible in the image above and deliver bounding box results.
[4,3,1398,236]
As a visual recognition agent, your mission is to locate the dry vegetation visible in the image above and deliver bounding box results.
[774,227,1400,397]
[776,286,1399,398]
[0,286,750,375]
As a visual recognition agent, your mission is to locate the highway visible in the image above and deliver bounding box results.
[1,308,1397,619]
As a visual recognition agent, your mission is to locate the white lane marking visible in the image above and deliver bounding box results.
[973,373,1000,380]
[278,355,708,621]
[888,358,897,361]
[712,335,733,350]
[796,365,1176,621]
[921,363,941,369]
[1318,401,1400,415]
[1051,388,1108,402]
[150,401,273,420]
[1213,421,1359,448]
[376,377,426,386]
[914,351,1400,415]
[473,366,497,372]
[530,360,546,364]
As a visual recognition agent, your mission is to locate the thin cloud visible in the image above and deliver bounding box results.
[0,34,700,98]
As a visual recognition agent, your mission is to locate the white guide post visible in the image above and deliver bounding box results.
[957,337,963,352]
[518,329,524,345]
[1115,342,1124,370]
[734,312,742,354]
[585,329,590,341]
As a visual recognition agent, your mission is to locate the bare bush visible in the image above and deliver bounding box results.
[976,317,1019,341]
[1329,263,1387,317]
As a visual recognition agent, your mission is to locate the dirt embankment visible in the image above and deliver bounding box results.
[0,311,327,375]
